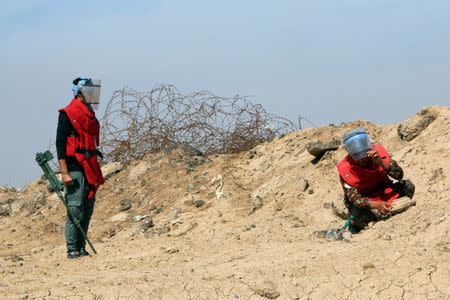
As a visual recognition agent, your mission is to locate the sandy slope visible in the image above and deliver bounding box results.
[0,106,448,300]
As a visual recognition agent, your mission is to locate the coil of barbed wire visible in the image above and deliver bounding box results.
[101,84,296,163]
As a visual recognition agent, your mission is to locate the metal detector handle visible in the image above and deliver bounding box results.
[35,151,97,254]
[341,215,354,230]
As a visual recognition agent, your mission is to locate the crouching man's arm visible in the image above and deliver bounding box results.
[339,177,391,214]
[386,160,403,181]
[367,150,404,180]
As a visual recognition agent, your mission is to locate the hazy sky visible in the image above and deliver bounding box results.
[1,0,449,187]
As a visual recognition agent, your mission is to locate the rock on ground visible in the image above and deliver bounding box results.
[397,110,436,141]
[306,140,340,157]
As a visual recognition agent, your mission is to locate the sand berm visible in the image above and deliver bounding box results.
[0,105,448,299]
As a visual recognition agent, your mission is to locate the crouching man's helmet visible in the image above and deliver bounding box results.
[72,77,102,110]
[342,128,373,161]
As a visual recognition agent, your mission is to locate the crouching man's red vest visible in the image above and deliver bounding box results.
[336,144,400,203]
[59,99,104,197]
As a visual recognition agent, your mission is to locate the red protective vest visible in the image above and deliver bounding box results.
[59,99,104,197]
[336,144,399,203]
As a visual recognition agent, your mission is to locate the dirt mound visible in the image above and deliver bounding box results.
[1,105,449,299]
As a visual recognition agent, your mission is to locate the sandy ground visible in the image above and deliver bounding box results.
[0,105,449,299]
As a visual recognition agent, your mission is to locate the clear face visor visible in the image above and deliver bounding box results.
[80,79,101,109]
[342,128,373,161]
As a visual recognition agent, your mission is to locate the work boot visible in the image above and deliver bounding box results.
[348,220,362,234]
[67,251,80,259]
[394,179,415,199]
[79,248,90,257]
[403,179,415,199]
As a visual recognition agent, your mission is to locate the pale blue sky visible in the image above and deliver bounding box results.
[1,0,449,187]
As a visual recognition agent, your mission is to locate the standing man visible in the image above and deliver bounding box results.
[56,77,104,258]
[336,128,415,232]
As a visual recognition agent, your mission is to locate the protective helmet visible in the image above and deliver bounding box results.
[342,128,373,161]
[72,77,102,109]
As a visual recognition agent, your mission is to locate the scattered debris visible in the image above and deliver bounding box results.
[312,228,352,242]
[164,208,182,225]
[211,175,224,200]
[139,218,154,233]
[144,226,171,238]
[171,222,198,237]
[133,215,149,222]
[249,196,263,215]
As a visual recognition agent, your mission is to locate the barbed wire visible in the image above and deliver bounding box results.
[100,84,297,163]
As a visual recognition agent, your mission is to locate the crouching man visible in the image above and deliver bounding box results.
[336,128,415,232]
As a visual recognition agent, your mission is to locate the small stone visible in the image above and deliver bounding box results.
[153,226,171,235]
[141,179,146,187]
[308,189,314,194]
[11,255,23,262]
[249,196,263,215]
[306,140,340,157]
[108,229,117,237]
[0,206,11,217]
[149,205,157,211]
[247,152,255,159]
[341,231,352,241]
[296,148,306,157]
[171,218,184,226]
[187,183,196,192]
[380,234,391,241]
[259,162,270,172]
[101,162,124,181]
[164,247,179,254]
[144,231,156,238]
[255,287,280,299]
[119,199,132,211]
[362,263,376,271]
[429,168,444,181]
[129,161,150,181]
[31,247,43,254]
[109,212,129,222]
[298,177,309,192]
[139,218,154,233]
[194,200,205,208]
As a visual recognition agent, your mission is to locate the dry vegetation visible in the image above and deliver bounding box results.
[101,84,297,163]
